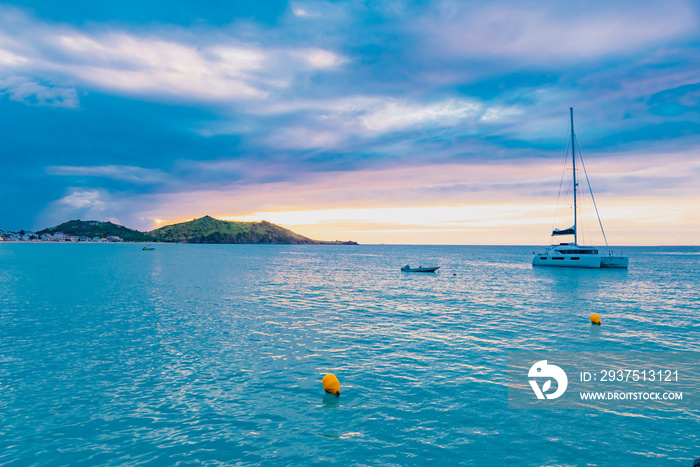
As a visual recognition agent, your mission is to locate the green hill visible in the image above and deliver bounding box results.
[35,216,357,244]
[37,220,155,242]
[149,215,357,244]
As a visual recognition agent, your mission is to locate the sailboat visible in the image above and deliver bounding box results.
[532,108,628,269]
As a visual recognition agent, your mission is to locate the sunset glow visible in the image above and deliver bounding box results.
[1,1,699,245]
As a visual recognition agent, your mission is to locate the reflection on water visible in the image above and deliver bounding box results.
[322,393,340,408]
[0,244,698,465]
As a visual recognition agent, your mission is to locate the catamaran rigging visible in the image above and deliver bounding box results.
[532,108,628,269]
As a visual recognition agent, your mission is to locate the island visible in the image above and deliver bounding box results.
[149,216,356,244]
[2,216,357,245]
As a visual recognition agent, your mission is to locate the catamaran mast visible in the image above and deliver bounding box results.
[570,107,577,245]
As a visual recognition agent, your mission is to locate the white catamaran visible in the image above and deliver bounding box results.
[532,108,628,269]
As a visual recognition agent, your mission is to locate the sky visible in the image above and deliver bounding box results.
[1,0,699,245]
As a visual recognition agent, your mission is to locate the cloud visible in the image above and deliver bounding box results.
[0,48,27,66]
[2,1,700,244]
[358,99,482,133]
[418,0,697,64]
[37,187,157,230]
[207,96,520,149]
[56,188,105,210]
[289,1,351,20]
[52,32,270,101]
[46,165,166,184]
[268,126,346,149]
[30,142,700,245]
[295,48,348,69]
[225,205,551,228]
[0,76,78,107]
[291,7,312,18]
[36,188,110,228]
[0,8,349,105]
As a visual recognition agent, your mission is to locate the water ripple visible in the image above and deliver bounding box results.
[0,244,698,465]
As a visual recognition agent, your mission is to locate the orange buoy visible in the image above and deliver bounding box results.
[590,313,602,325]
[322,373,340,395]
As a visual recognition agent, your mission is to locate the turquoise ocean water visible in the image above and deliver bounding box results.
[0,243,698,465]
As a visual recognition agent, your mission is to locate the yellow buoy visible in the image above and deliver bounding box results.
[590,313,602,325]
[322,373,340,395]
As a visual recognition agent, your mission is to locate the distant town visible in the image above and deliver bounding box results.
[0,230,125,243]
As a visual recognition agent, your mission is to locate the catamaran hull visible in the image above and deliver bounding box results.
[601,256,629,268]
[532,255,601,268]
[532,254,628,269]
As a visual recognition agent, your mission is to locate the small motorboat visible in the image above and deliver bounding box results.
[142,247,155,251]
[401,264,440,272]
